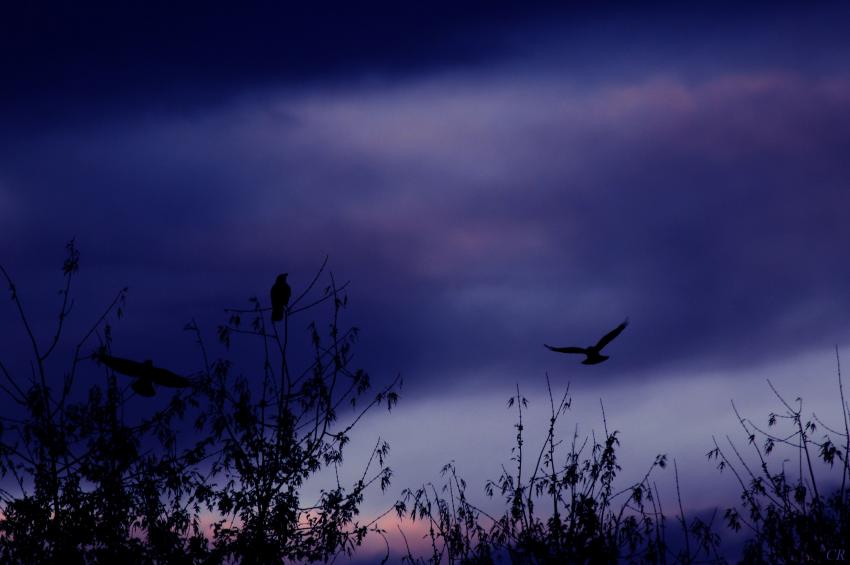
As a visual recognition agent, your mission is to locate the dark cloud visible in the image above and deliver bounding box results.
[0,1,564,125]
[3,2,849,128]
[5,63,849,397]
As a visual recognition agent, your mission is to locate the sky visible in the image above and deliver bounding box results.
[2,1,850,558]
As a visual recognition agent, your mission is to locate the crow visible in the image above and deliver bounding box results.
[96,354,192,396]
[271,273,292,322]
[544,319,629,365]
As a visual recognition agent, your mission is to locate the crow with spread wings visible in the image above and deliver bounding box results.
[96,353,193,397]
[544,319,629,365]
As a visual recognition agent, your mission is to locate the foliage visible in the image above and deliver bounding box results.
[398,378,724,564]
[707,357,850,564]
[192,261,399,562]
[3,241,850,564]
[0,241,399,563]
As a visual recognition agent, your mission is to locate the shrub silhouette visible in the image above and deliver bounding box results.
[398,378,724,564]
[707,354,850,563]
[396,364,850,563]
[0,242,399,563]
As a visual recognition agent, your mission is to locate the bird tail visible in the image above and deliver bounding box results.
[271,307,284,322]
[131,378,156,397]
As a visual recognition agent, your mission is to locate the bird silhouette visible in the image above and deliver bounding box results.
[544,319,629,365]
[96,354,192,396]
[271,273,292,322]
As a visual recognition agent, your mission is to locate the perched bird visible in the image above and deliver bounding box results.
[96,354,192,397]
[271,273,292,322]
[544,319,629,365]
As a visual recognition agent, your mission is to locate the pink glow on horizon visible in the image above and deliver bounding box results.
[180,508,436,561]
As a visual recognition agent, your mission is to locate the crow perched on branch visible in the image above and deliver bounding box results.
[96,354,192,397]
[271,273,291,322]
[545,319,629,365]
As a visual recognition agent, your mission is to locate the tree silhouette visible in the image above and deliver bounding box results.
[195,259,400,562]
[0,242,399,563]
[0,239,205,562]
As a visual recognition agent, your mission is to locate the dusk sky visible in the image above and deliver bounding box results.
[2,2,850,558]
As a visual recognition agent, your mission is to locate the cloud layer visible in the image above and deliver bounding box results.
[3,66,850,387]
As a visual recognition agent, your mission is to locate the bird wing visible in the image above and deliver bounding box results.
[98,354,150,379]
[148,366,192,388]
[544,344,587,355]
[594,319,629,351]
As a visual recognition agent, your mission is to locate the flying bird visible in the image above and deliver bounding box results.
[96,354,192,397]
[271,273,292,322]
[544,319,629,365]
